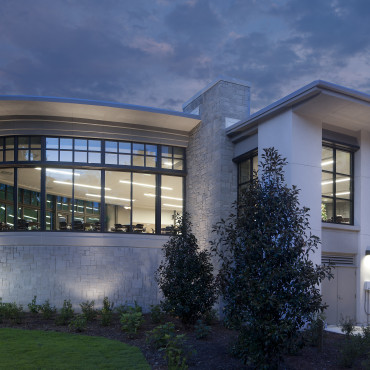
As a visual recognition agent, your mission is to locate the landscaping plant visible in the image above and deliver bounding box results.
[100,296,114,326]
[146,322,176,349]
[80,300,97,322]
[69,314,87,332]
[120,311,144,338]
[156,212,217,325]
[39,300,57,319]
[55,299,74,326]
[27,296,40,314]
[211,147,333,368]
[149,304,164,324]
[194,319,211,339]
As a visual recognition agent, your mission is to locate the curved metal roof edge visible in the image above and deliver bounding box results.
[226,80,370,135]
[0,94,200,120]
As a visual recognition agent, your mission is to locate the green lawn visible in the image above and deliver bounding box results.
[0,328,150,369]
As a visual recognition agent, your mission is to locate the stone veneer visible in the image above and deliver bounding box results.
[184,78,250,252]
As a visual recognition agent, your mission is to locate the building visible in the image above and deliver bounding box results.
[0,77,369,324]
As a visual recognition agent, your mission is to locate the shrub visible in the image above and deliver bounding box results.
[304,314,325,350]
[115,301,142,316]
[69,314,87,332]
[211,148,333,368]
[55,299,74,326]
[0,300,24,324]
[120,311,144,338]
[101,297,114,326]
[27,296,40,314]
[80,300,97,322]
[340,316,356,338]
[202,309,217,326]
[194,319,211,339]
[146,322,176,349]
[150,304,164,324]
[39,300,57,319]
[156,212,217,325]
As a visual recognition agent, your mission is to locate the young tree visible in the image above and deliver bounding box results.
[211,148,332,368]
[156,213,217,325]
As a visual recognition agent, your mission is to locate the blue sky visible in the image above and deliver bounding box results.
[1,0,369,113]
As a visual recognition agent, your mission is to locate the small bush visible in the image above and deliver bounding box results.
[80,300,97,322]
[305,314,325,350]
[69,314,87,332]
[146,322,176,349]
[339,334,363,368]
[194,319,211,339]
[56,299,74,326]
[150,304,164,324]
[340,316,356,338]
[202,309,217,326]
[27,296,40,314]
[101,297,114,326]
[120,311,144,338]
[0,301,24,324]
[160,333,195,370]
[39,300,57,319]
[115,301,142,315]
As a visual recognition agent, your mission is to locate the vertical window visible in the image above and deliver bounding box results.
[238,152,258,197]
[0,168,14,230]
[321,145,353,224]
[161,146,184,170]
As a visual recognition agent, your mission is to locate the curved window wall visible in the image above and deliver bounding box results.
[0,136,185,233]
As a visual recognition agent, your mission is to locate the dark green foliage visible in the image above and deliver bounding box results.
[80,300,97,322]
[156,212,217,325]
[202,309,217,325]
[304,314,325,350]
[120,312,144,338]
[69,314,87,332]
[194,319,211,339]
[55,300,74,326]
[211,148,333,368]
[0,299,24,324]
[146,322,176,349]
[27,296,40,314]
[100,297,114,326]
[150,304,164,324]
[115,302,142,315]
[39,300,57,319]
[340,316,356,338]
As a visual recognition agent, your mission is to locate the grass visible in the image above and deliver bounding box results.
[0,328,150,369]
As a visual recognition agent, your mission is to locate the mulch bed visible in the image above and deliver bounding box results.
[0,313,354,369]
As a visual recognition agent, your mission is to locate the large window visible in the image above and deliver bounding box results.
[321,145,353,224]
[238,151,258,198]
[0,136,185,234]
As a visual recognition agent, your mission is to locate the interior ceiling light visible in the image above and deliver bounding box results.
[335,191,350,196]
[53,180,110,190]
[163,203,183,208]
[85,193,133,202]
[119,180,172,190]
[35,168,80,176]
[321,160,334,166]
[321,178,350,185]
[144,193,183,201]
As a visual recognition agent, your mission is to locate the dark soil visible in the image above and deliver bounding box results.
[0,313,355,369]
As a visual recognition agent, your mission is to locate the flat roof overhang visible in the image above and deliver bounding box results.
[227,80,370,143]
[0,95,201,132]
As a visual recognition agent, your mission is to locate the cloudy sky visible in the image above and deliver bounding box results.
[1,0,369,113]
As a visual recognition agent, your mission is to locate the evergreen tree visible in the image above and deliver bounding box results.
[211,148,332,368]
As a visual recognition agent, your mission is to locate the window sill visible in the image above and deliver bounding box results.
[321,223,360,232]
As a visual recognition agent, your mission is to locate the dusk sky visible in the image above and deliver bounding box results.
[1,0,369,113]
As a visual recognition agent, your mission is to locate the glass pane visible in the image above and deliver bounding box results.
[18,137,28,149]
[322,172,333,197]
[336,150,351,175]
[0,169,14,230]
[322,147,333,172]
[105,171,131,232]
[88,152,101,164]
[60,138,73,150]
[18,168,41,231]
[105,141,117,153]
[5,137,14,149]
[336,174,351,199]
[119,154,131,166]
[18,150,29,161]
[0,139,3,150]
[105,153,117,165]
[74,139,87,151]
[162,158,172,169]
[173,159,183,170]
[146,156,156,168]
[46,150,59,161]
[74,151,87,163]
[5,150,14,162]
[30,150,41,161]
[173,147,184,159]
[240,160,250,184]
[89,140,101,151]
[162,146,172,157]
[119,142,131,154]
[132,155,144,167]
[335,199,351,224]
[133,143,145,155]
[46,137,59,149]
[161,175,183,234]
[322,197,333,223]
[0,152,3,162]
[74,169,101,231]
[60,151,73,162]
[146,145,157,156]
[46,168,73,231]
[252,156,258,178]
[31,137,41,148]
[46,212,53,231]
[132,173,155,233]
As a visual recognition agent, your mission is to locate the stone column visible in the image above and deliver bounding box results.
[183,77,250,251]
